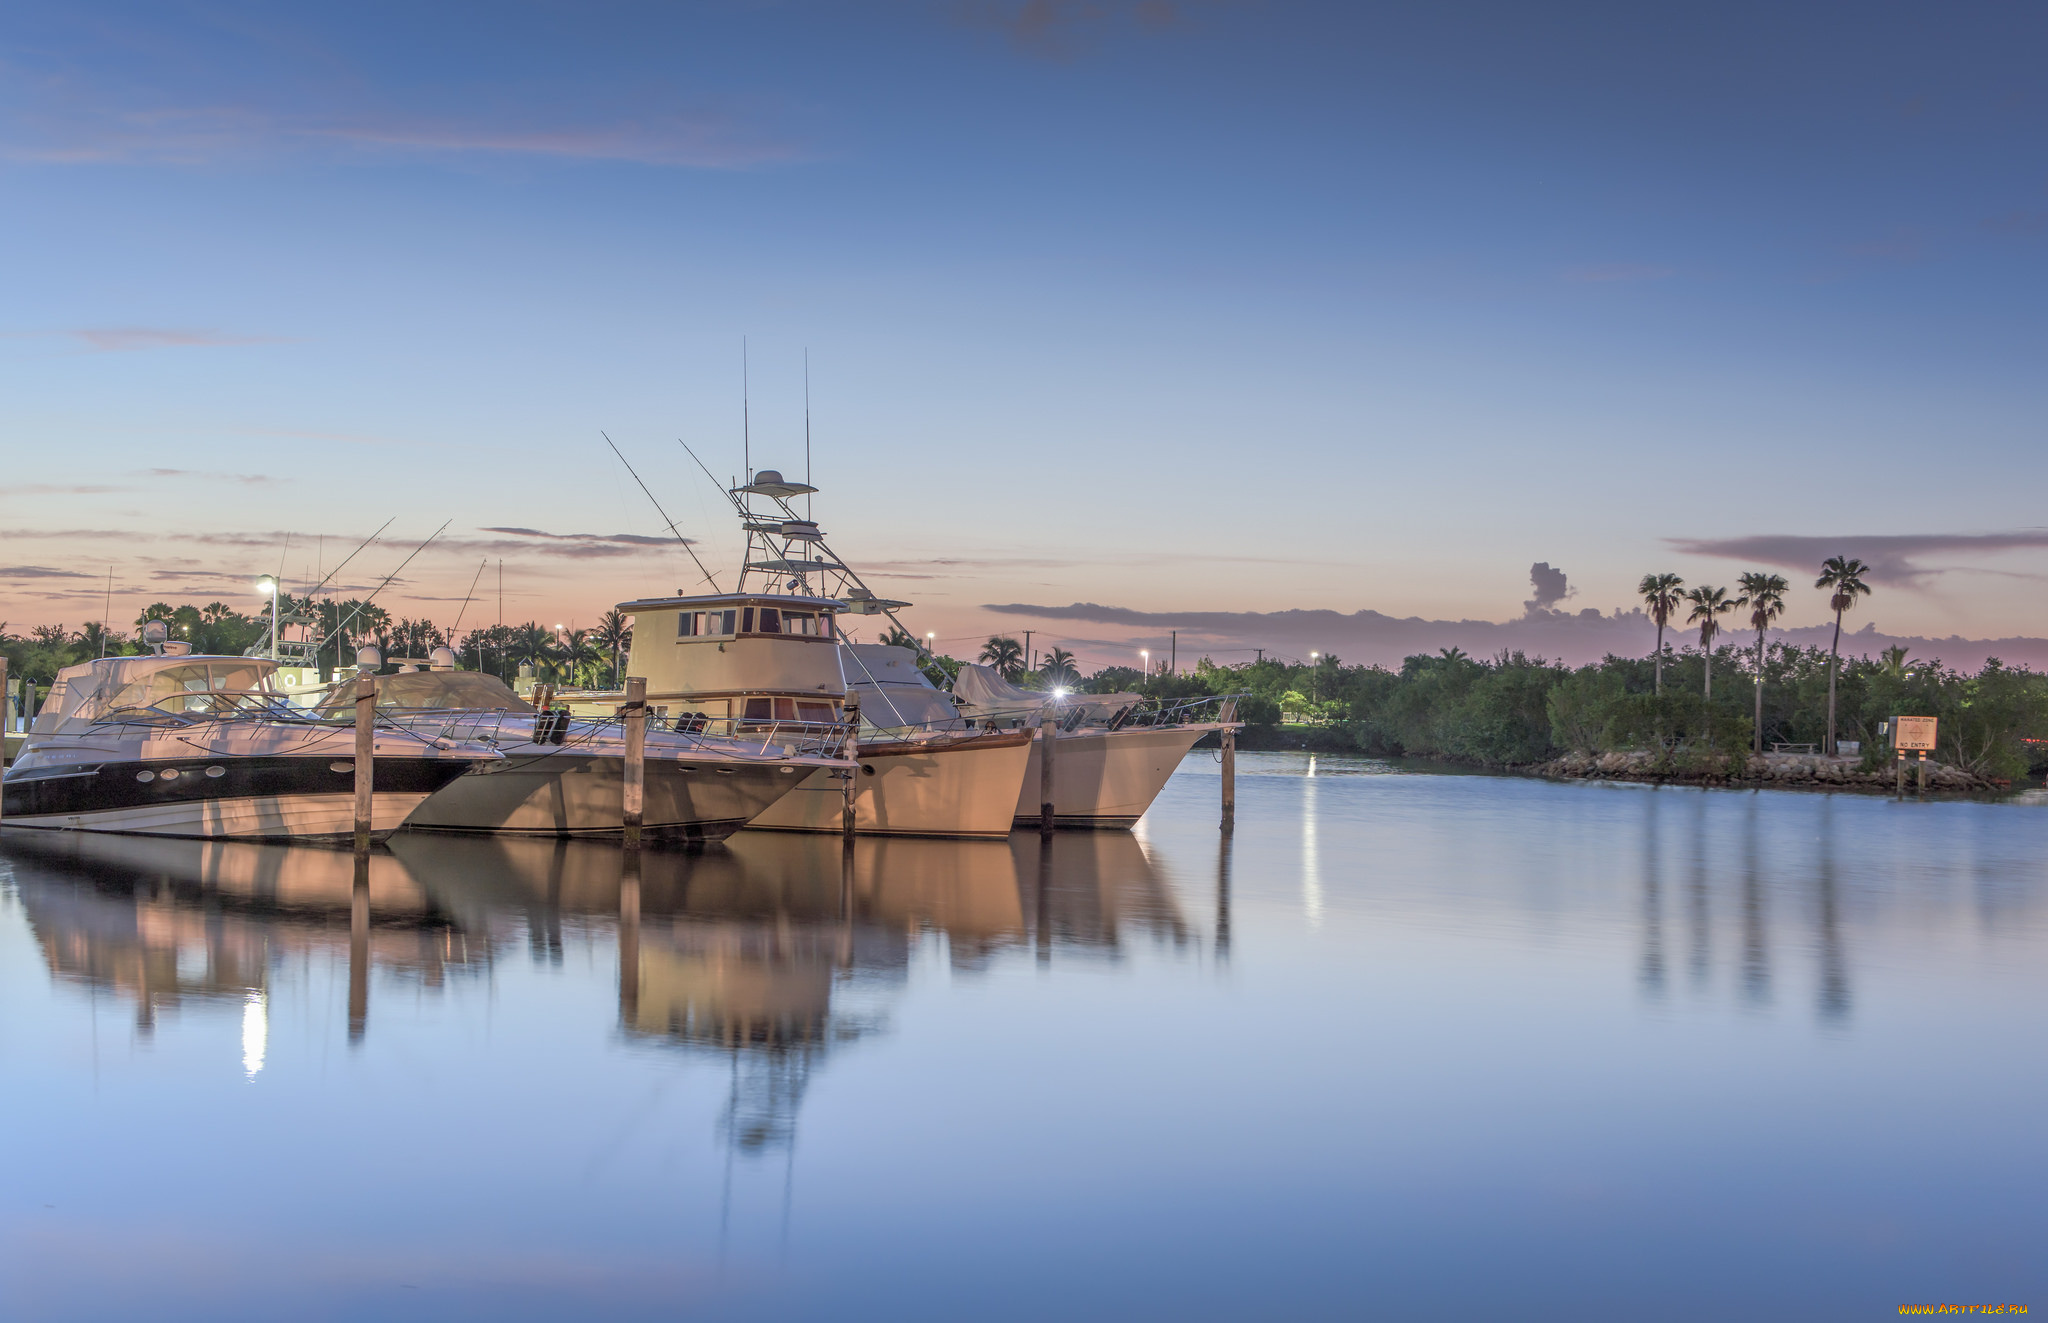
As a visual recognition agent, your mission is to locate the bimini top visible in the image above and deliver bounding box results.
[30,655,281,736]
[319,670,531,715]
[616,592,844,614]
[733,469,818,499]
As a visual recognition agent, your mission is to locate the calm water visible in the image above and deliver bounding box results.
[2,752,2043,1321]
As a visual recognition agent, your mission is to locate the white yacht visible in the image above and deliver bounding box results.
[1,648,494,840]
[318,655,844,842]
[951,664,1235,828]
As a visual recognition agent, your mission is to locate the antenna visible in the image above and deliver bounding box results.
[601,432,723,593]
[804,348,813,520]
[100,566,112,658]
[742,337,750,485]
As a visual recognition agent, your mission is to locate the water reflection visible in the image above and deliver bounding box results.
[6,827,1185,1153]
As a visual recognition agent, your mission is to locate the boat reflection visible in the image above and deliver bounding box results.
[5,826,1185,1147]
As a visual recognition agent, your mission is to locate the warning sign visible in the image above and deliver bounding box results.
[1893,716,1937,751]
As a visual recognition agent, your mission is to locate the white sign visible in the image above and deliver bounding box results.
[1894,715,1937,752]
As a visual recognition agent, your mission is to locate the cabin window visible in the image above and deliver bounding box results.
[742,697,773,722]
[759,607,782,634]
[741,608,755,633]
[784,612,819,636]
[676,611,737,638]
[796,701,836,723]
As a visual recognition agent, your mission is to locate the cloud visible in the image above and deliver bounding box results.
[141,468,281,486]
[7,104,799,170]
[1983,210,2048,237]
[979,599,2048,672]
[1845,228,1924,262]
[72,327,278,352]
[1525,561,1570,613]
[479,526,683,549]
[1563,263,1674,283]
[0,565,97,579]
[1666,531,2048,587]
[0,484,127,496]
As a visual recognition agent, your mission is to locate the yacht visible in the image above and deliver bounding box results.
[318,653,844,842]
[600,590,1031,838]
[951,664,1236,828]
[1,644,494,840]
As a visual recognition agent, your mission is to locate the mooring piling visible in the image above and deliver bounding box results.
[1219,697,1237,833]
[348,852,370,1043]
[352,672,376,853]
[621,676,646,849]
[1039,705,1058,835]
[842,695,861,847]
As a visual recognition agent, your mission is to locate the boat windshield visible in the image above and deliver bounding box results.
[102,662,277,716]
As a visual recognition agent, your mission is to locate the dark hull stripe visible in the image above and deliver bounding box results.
[403,815,752,843]
[3,756,473,821]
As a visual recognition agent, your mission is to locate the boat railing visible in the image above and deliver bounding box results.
[360,704,854,761]
[961,690,1247,733]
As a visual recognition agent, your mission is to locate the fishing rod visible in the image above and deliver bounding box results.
[298,518,394,604]
[603,431,723,593]
[315,520,450,656]
[448,557,489,642]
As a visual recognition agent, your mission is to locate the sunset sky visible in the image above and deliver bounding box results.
[5,2,2048,671]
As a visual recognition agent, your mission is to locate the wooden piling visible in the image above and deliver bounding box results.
[1917,750,1927,795]
[1896,752,1905,797]
[842,695,860,846]
[622,676,646,849]
[353,674,376,852]
[1219,696,1237,833]
[618,848,641,1026]
[1039,705,1058,835]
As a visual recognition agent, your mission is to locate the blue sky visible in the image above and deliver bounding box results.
[4,1,2046,668]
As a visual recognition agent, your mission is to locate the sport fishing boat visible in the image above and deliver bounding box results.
[601,589,1031,838]
[318,654,844,842]
[680,465,1235,831]
[1,646,494,840]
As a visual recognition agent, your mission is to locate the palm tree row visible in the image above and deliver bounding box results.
[1640,557,1872,754]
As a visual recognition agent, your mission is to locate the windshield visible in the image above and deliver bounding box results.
[103,663,276,716]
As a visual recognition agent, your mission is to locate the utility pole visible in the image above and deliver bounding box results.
[1170,630,1177,676]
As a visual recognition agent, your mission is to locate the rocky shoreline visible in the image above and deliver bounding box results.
[1534,749,2008,794]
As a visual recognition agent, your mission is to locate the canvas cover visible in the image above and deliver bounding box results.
[838,644,964,731]
[319,670,532,714]
[950,664,1142,725]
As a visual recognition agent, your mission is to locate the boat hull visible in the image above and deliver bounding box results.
[746,731,1033,838]
[1012,725,1218,828]
[403,754,805,842]
[0,756,470,841]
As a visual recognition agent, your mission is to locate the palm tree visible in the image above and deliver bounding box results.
[1040,647,1079,688]
[979,635,1025,682]
[593,608,632,686]
[1685,585,1735,700]
[1639,573,1685,695]
[1878,644,1910,679]
[1732,572,1788,755]
[1815,556,1873,755]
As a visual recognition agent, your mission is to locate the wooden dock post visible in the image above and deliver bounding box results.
[1040,705,1058,835]
[622,676,646,849]
[842,695,860,846]
[353,673,376,852]
[1917,750,1928,795]
[1896,751,1905,797]
[1219,697,1237,833]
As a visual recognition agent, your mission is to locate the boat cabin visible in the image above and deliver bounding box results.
[30,655,283,736]
[617,593,846,730]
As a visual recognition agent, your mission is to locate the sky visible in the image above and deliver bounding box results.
[4,1,2047,671]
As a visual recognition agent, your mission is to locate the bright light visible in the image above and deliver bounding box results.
[1311,651,1319,660]
[1053,687,1069,698]
[255,576,276,595]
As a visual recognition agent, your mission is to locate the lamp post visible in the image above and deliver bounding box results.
[926,631,936,655]
[256,575,280,661]
[1140,649,1150,680]
[1310,651,1319,702]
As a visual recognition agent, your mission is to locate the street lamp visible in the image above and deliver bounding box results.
[926,631,936,655]
[255,575,279,661]
[1140,648,1150,677]
[1310,651,1320,702]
